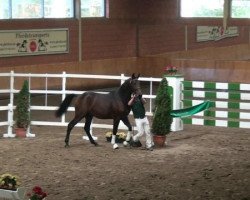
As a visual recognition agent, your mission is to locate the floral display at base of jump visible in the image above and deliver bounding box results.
[105,131,127,143]
[27,186,47,200]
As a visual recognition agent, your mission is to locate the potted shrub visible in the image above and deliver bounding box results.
[15,80,30,137]
[152,77,173,147]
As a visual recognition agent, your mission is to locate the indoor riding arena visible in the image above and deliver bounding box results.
[0,1,250,200]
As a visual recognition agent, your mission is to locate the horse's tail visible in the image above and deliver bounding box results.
[55,94,77,117]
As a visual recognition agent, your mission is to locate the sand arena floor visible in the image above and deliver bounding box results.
[0,124,249,200]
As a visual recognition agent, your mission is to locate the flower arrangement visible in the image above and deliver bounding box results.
[0,173,20,191]
[27,186,47,200]
[164,65,178,75]
[116,132,126,140]
[105,131,127,143]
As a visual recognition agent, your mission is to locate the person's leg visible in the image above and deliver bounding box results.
[133,118,144,141]
[143,117,154,150]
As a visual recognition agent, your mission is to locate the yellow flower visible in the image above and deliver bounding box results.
[105,131,112,137]
[0,173,20,190]
[117,132,126,140]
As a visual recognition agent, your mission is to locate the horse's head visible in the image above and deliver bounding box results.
[128,73,142,96]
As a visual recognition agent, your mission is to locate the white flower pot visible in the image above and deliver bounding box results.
[0,187,26,200]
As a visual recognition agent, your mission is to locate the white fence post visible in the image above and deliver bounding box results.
[61,71,66,123]
[26,75,35,137]
[3,103,15,138]
[3,71,15,137]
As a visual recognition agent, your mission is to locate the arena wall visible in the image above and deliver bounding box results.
[0,0,250,88]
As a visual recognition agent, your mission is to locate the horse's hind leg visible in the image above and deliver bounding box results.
[84,114,98,146]
[65,116,83,147]
[121,116,133,142]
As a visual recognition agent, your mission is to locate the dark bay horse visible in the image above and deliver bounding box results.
[55,74,141,148]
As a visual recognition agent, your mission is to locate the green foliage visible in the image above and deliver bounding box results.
[152,78,173,135]
[15,80,30,129]
[194,6,223,17]
[231,7,250,18]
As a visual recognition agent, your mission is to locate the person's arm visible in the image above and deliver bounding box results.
[141,97,146,104]
[128,95,136,106]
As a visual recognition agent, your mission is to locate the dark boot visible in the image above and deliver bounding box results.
[129,139,142,147]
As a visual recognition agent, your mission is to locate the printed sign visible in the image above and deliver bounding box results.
[0,28,69,57]
[197,26,239,42]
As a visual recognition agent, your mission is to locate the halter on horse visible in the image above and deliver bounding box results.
[55,73,141,149]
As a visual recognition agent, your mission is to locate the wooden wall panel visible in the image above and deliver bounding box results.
[173,59,250,83]
[139,24,185,55]
[109,0,138,19]
[0,0,250,87]
[137,44,250,83]
[138,0,178,20]
[82,22,136,60]
[0,58,137,90]
[155,44,250,60]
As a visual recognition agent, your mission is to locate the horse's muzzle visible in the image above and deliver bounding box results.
[134,89,142,97]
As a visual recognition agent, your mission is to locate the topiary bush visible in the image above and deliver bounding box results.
[15,80,30,129]
[152,77,173,136]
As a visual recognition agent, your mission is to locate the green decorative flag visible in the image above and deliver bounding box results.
[170,101,211,118]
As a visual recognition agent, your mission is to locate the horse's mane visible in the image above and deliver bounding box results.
[105,78,132,105]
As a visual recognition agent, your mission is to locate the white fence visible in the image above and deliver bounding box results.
[0,71,162,137]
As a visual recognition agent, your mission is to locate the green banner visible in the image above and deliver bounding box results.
[170,101,211,118]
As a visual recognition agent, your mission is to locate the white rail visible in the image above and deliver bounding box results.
[0,71,162,137]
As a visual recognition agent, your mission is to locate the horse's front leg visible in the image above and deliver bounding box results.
[111,119,120,149]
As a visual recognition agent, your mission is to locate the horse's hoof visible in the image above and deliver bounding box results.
[65,144,69,148]
[113,143,119,149]
[123,141,128,147]
[91,140,98,146]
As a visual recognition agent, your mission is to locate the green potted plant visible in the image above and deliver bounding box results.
[152,77,173,147]
[15,80,30,137]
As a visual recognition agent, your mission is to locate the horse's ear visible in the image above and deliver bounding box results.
[132,73,135,79]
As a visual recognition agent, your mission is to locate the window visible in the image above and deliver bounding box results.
[12,0,43,18]
[180,0,224,18]
[0,0,74,19]
[81,0,105,17]
[44,0,74,18]
[0,0,10,19]
[231,0,250,18]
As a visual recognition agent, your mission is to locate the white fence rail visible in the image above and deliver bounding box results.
[0,71,162,137]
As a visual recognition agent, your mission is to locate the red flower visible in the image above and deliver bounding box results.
[27,186,47,200]
[164,65,178,74]
[33,186,42,194]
